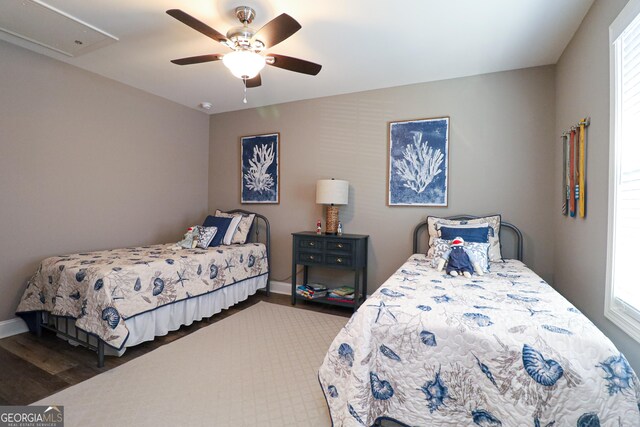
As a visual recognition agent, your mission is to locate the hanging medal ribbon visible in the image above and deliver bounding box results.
[562,134,569,216]
[569,128,576,217]
[578,118,587,218]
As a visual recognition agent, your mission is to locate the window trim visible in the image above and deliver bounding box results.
[605,0,640,344]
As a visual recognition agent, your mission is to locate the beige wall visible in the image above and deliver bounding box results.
[209,66,556,292]
[0,40,210,322]
[554,0,640,371]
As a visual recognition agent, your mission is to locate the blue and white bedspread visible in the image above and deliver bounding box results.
[16,243,268,350]
[319,255,640,426]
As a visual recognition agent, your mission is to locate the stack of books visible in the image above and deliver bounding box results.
[296,283,328,300]
[327,286,355,303]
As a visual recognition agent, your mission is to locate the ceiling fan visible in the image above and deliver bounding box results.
[167,6,322,102]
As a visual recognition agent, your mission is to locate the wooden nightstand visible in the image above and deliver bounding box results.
[291,232,369,311]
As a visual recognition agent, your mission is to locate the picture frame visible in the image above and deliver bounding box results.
[388,117,449,206]
[240,132,280,204]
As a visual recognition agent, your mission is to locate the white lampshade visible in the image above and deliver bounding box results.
[222,51,266,79]
[316,179,349,205]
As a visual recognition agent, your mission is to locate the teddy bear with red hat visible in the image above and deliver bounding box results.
[436,237,484,278]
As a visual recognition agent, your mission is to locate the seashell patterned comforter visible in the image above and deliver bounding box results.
[16,243,268,349]
[318,255,640,426]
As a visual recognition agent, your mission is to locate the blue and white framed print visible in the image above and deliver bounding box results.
[241,132,280,204]
[388,117,449,206]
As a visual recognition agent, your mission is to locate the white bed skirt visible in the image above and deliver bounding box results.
[58,275,268,356]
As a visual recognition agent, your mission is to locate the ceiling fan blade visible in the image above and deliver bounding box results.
[253,14,301,49]
[166,9,228,44]
[267,54,322,75]
[170,54,222,65]
[245,74,262,88]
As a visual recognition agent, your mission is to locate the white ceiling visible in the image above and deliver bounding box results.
[1,0,594,114]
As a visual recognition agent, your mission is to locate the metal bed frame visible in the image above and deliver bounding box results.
[367,215,524,427]
[33,209,270,367]
[413,214,523,261]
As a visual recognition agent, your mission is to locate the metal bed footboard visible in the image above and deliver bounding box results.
[225,209,271,296]
[35,312,106,367]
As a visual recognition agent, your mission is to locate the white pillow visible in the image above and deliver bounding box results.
[427,215,502,262]
[222,215,242,245]
[215,210,255,244]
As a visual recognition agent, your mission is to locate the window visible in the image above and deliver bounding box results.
[606,0,640,342]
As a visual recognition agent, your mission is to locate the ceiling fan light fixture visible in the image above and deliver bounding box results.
[222,50,265,79]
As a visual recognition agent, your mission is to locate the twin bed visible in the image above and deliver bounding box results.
[16,209,270,367]
[319,215,640,426]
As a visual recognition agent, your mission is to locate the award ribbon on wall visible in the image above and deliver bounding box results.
[562,134,569,216]
[560,117,589,219]
[578,118,587,218]
[569,128,576,217]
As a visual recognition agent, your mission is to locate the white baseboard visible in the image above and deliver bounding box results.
[0,317,28,339]
[269,280,291,295]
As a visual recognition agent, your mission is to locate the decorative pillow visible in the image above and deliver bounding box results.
[430,238,452,268]
[430,238,490,273]
[438,224,490,243]
[427,215,502,261]
[202,216,232,247]
[464,242,490,273]
[196,226,217,249]
[214,210,255,244]
[222,215,242,245]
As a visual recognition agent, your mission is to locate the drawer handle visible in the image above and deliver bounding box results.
[309,242,315,247]
[337,244,343,248]
[337,258,343,263]
[309,255,315,260]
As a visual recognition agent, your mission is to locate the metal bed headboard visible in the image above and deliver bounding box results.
[225,209,271,294]
[413,214,523,261]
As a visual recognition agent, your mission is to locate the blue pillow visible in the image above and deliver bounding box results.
[439,225,489,243]
[202,216,232,247]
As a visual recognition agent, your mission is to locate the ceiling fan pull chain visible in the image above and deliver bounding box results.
[243,78,248,104]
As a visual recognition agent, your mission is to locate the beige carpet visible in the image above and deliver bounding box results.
[34,302,347,427]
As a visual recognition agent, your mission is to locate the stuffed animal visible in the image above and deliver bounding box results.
[178,226,199,249]
[436,237,484,277]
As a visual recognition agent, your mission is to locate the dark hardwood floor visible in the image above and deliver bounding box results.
[0,292,352,405]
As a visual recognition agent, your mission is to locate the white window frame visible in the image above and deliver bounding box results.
[606,0,640,344]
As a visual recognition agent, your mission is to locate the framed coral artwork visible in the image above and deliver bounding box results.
[388,117,449,206]
[241,132,280,204]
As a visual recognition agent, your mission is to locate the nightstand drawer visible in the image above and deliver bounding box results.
[326,241,352,253]
[298,252,323,264]
[326,255,352,267]
[299,238,323,250]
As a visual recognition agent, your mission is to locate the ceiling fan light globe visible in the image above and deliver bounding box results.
[222,50,265,79]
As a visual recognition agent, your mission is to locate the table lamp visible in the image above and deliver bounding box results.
[316,179,349,235]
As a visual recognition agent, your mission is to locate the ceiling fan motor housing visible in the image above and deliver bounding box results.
[226,7,264,51]
[226,25,262,50]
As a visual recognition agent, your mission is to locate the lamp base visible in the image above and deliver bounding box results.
[326,205,339,235]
